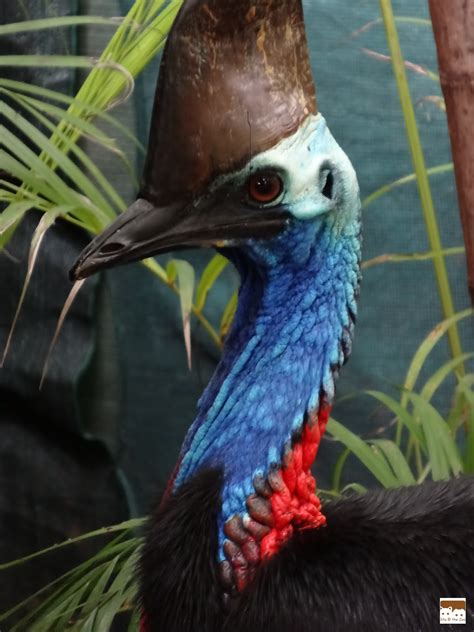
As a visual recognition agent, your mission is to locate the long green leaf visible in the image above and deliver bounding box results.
[0,15,121,36]
[448,376,472,433]
[40,583,91,631]
[0,101,116,218]
[0,55,95,68]
[331,447,351,492]
[2,90,127,212]
[11,565,104,631]
[220,291,238,340]
[79,610,98,632]
[6,539,138,630]
[420,353,474,403]
[195,254,229,312]
[407,392,463,479]
[369,439,416,486]
[362,163,453,209]
[93,552,138,631]
[353,16,435,40]
[327,418,399,488]
[128,607,141,632]
[1,206,65,366]
[0,16,120,36]
[401,309,472,409]
[0,149,105,233]
[362,246,464,270]
[142,258,222,349]
[0,200,33,235]
[0,147,71,205]
[465,407,474,474]
[142,257,168,283]
[168,259,195,368]
[81,555,121,616]
[366,390,425,447]
[0,529,135,624]
[453,376,474,472]
[340,483,368,495]
[0,518,144,570]
[0,79,145,152]
[0,218,21,250]
[1,88,119,151]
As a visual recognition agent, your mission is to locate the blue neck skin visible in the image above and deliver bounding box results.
[169,114,361,561]
[173,212,361,559]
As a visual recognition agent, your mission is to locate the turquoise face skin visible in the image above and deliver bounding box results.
[247,114,359,222]
[173,114,362,561]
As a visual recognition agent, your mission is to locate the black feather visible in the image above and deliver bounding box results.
[140,472,474,632]
[139,469,223,632]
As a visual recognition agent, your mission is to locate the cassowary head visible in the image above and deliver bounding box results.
[71,0,360,281]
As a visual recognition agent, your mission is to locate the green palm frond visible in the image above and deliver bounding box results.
[0,1,235,363]
[1,532,142,631]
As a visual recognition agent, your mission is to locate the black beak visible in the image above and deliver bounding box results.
[70,197,290,281]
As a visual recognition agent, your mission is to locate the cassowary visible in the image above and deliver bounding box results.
[71,0,474,630]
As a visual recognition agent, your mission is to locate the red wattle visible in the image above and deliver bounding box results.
[260,404,331,561]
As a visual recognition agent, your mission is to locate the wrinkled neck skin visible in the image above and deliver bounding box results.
[172,115,361,596]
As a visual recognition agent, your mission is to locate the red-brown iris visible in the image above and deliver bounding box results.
[247,173,283,205]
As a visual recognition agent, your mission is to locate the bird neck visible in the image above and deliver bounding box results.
[172,218,360,594]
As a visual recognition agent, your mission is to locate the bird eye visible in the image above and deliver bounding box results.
[247,173,283,205]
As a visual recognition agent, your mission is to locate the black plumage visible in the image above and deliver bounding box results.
[140,470,474,632]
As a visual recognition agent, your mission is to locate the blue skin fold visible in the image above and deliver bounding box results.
[173,115,362,560]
